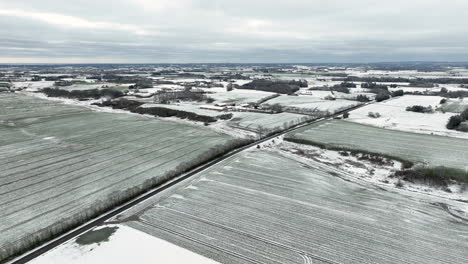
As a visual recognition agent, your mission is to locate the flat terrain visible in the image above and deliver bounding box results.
[263,95,360,114]
[208,89,276,104]
[347,95,468,138]
[30,225,217,264]
[0,93,235,260]
[228,112,311,133]
[110,150,468,264]
[141,103,227,117]
[287,119,468,169]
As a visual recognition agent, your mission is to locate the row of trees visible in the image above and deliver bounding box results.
[153,90,213,104]
[239,79,307,94]
[94,99,231,123]
[42,88,124,100]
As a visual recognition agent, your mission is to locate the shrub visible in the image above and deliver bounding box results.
[391,90,404,97]
[330,84,350,94]
[343,112,350,119]
[406,105,433,113]
[356,94,370,102]
[440,98,447,104]
[394,166,468,186]
[375,93,390,102]
[368,112,381,118]
[447,115,463,129]
[446,109,468,130]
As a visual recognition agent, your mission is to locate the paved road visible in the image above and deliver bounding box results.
[6,102,369,264]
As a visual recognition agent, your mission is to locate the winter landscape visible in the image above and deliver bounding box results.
[1,63,468,263]
[1,0,468,263]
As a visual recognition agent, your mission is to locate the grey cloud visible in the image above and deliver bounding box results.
[0,0,467,63]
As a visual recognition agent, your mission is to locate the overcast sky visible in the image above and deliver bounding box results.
[0,0,467,63]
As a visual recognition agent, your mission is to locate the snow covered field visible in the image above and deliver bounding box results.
[208,89,276,104]
[0,93,238,261]
[287,119,468,170]
[264,95,361,114]
[347,95,468,139]
[228,112,311,133]
[110,149,468,264]
[31,225,218,264]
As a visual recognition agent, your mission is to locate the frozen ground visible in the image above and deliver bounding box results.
[287,119,468,170]
[347,95,468,139]
[30,225,218,264]
[278,141,468,202]
[263,95,360,114]
[0,93,236,261]
[12,81,55,91]
[228,112,311,134]
[110,149,468,264]
[208,89,276,104]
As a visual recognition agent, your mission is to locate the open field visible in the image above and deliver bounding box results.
[228,112,311,134]
[30,225,217,264]
[263,95,360,114]
[208,89,277,104]
[286,120,468,170]
[0,93,239,261]
[141,103,227,117]
[347,95,468,139]
[110,150,468,264]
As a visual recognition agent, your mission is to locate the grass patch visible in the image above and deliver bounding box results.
[285,137,414,169]
[110,86,129,92]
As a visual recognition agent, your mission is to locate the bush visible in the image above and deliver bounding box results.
[356,94,370,102]
[368,112,381,118]
[440,98,447,104]
[375,93,390,102]
[394,166,468,186]
[391,90,404,97]
[446,109,468,130]
[406,105,433,113]
[447,115,463,129]
[343,112,350,119]
[330,84,350,94]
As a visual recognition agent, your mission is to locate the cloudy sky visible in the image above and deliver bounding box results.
[0,0,467,63]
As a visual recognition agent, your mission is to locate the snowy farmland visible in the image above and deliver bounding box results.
[110,150,468,264]
[263,95,361,114]
[0,93,238,260]
[287,120,468,170]
[347,95,468,139]
[228,112,311,134]
[30,225,218,264]
[208,89,277,104]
